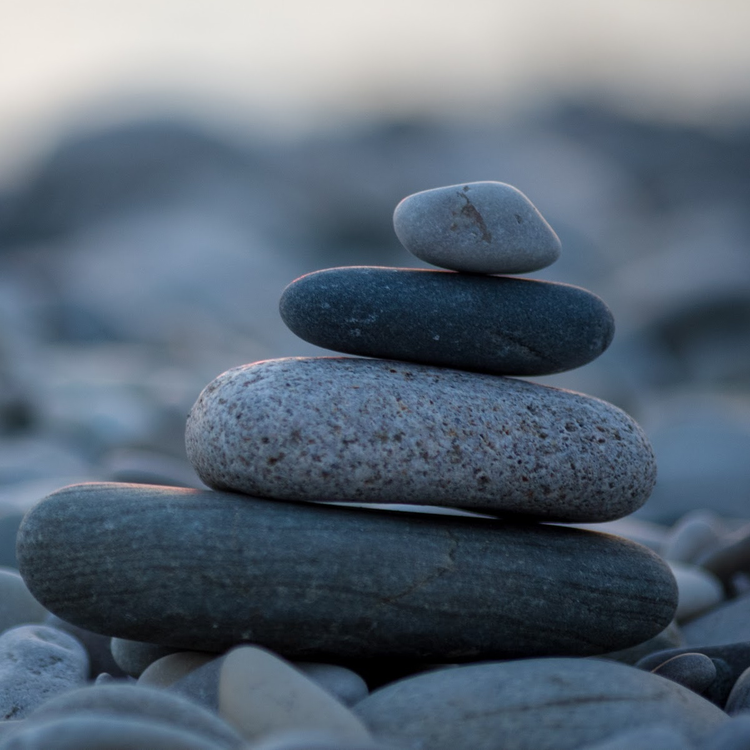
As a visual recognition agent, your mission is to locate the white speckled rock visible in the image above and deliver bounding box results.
[393,182,561,274]
[219,646,372,744]
[0,625,88,719]
[186,357,656,522]
[354,658,727,750]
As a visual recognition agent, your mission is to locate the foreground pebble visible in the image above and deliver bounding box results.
[0,625,88,719]
[17,483,677,659]
[354,658,726,750]
[186,357,656,522]
[218,646,371,743]
[392,181,561,274]
[279,268,614,376]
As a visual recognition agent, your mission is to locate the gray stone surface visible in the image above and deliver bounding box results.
[111,637,180,677]
[0,568,47,633]
[25,682,245,748]
[17,483,677,660]
[682,592,750,646]
[0,714,230,750]
[701,714,750,750]
[724,665,750,715]
[186,357,656,522]
[637,643,750,707]
[0,624,88,719]
[651,652,717,695]
[392,181,561,274]
[660,510,726,564]
[600,620,684,665]
[353,658,726,750]
[576,725,691,750]
[295,663,369,707]
[279,268,614,376]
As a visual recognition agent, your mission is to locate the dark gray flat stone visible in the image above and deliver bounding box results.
[353,658,726,750]
[650,652,717,695]
[186,358,656,523]
[280,268,613,376]
[17,483,677,661]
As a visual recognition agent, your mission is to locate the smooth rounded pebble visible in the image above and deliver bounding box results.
[600,620,684,665]
[295,663,369,707]
[138,651,216,689]
[701,714,750,750]
[280,268,614,376]
[17,483,677,660]
[111,637,180,677]
[660,510,726,564]
[186,358,656,523]
[697,521,750,587]
[219,646,372,744]
[249,731,395,750]
[168,655,223,710]
[682,592,750,646]
[0,714,229,750]
[353,658,727,750]
[669,562,724,623]
[26,682,245,748]
[0,568,47,633]
[0,625,88,719]
[575,725,691,750]
[392,181,561,274]
[651,652,717,695]
[724,665,750,715]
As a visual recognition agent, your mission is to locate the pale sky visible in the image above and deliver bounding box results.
[2,0,750,178]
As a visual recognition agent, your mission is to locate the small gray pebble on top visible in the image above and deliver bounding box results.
[393,181,561,274]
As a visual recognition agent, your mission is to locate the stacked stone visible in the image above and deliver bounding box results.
[16,182,723,749]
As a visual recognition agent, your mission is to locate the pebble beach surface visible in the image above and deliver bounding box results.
[0,110,749,749]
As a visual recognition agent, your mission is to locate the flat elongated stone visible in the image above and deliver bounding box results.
[354,658,727,750]
[279,268,614,376]
[393,182,561,274]
[186,358,656,522]
[17,483,677,661]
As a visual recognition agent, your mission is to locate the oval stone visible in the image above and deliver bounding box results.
[393,181,561,274]
[186,357,656,522]
[279,268,614,376]
[17,483,677,660]
[353,658,727,750]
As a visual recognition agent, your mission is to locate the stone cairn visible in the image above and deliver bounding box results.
[14,182,732,749]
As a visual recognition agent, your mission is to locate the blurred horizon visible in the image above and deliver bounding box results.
[3,0,750,184]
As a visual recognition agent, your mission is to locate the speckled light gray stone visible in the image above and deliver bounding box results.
[0,625,88,719]
[186,357,656,522]
[17,483,677,660]
[279,268,614,376]
[354,658,727,750]
[393,182,561,274]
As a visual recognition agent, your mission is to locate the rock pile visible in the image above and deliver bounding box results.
[16,182,722,749]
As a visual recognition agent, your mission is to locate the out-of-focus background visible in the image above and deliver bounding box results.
[0,0,748,537]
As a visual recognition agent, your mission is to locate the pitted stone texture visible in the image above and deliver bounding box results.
[354,658,727,750]
[186,357,656,522]
[17,483,677,660]
[279,268,614,376]
[0,625,88,719]
[393,182,561,274]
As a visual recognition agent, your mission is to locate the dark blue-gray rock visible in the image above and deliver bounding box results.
[681,592,750,646]
[724,665,750,715]
[599,620,684,665]
[353,658,726,750]
[701,714,750,750]
[637,643,750,707]
[392,182,561,274]
[650,652,717,695]
[280,268,613,376]
[573,725,691,750]
[186,358,655,523]
[110,637,180,677]
[23,682,244,749]
[17,483,677,661]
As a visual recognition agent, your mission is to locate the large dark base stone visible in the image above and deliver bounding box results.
[17,483,677,661]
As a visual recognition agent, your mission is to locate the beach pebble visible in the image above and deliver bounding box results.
[392,181,561,274]
[696,521,750,588]
[0,568,47,634]
[701,714,750,750]
[295,663,369,707]
[17,483,677,660]
[651,652,717,695]
[186,357,656,522]
[682,592,750,646]
[576,725,691,750]
[354,658,726,750]
[111,637,180,677]
[0,714,230,750]
[669,562,724,623]
[600,620,684,665]
[724,665,750,715]
[25,682,245,748]
[218,646,372,744]
[248,731,394,750]
[280,268,614,376]
[0,625,88,719]
[137,650,215,689]
[168,655,222,710]
[661,510,726,564]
